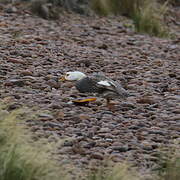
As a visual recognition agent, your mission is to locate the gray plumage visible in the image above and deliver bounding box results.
[75,72,129,100]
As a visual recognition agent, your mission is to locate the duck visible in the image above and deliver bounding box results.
[60,71,129,107]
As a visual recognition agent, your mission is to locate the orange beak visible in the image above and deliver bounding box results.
[59,76,66,82]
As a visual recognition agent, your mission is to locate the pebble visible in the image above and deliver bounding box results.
[78,114,90,120]
[43,121,62,128]
[148,130,165,136]
[137,97,155,104]
[98,128,110,133]
[141,143,153,151]
[38,113,54,119]
[48,103,61,109]
[120,102,136,109]
[83,141,96,148]
[5,6,17,13]
[5,79,25,87]
[22,76,37,81]
[111,145,129,152]
[20,70,33,76]
[63,139,74,147]
[90,152,104,160]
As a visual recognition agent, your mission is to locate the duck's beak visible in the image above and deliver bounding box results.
[59,75,66,82]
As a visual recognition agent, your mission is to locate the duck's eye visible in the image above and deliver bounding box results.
[66,73,70,77]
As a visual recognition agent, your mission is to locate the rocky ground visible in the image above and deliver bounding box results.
[0,2,180,176]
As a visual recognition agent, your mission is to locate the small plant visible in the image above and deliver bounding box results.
[87,162,142,180]
[91,0,111,16]
[0,105,69,180]
[153,145,180,180]
[133,0,169,37]
[91,0,169,37]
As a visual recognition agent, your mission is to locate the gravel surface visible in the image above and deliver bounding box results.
[0,3,180,173]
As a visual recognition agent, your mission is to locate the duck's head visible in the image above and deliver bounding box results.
[60,71,86,81]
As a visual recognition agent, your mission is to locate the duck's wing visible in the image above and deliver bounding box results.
[90,75,117,92]
[95,77,129,98]
[96,80,115,91]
